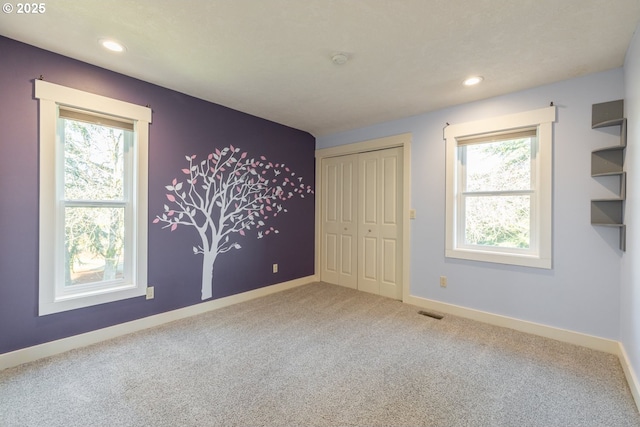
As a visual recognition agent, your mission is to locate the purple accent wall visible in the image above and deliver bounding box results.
[0,36,315,355]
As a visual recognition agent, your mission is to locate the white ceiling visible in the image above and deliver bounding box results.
[1,0,639,136]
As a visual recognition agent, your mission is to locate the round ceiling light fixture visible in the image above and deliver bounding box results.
[463,76,484,86]
[331,53,349,65]
[100,39,126,53]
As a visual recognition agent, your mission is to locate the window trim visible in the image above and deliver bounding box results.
[36,80,152,315]
[444,106,555,269]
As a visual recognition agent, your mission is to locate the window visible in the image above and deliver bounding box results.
[36,80,152,315]
[444,106,555,269]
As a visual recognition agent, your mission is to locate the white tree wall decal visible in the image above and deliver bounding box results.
[153,145,313,300]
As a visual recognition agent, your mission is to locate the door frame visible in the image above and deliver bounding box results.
[315,133,412,301]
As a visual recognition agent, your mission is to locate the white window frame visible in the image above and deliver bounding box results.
[36,80,152,315]
[444,106,555,269]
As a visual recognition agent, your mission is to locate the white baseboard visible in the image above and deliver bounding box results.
[404,294,620,354]
[619,343,640,413]
[0,275,317,371]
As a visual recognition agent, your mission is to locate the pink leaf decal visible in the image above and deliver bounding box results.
[172,178,177,186]
[166,194,176,202]
[171,223,177,232]
[191,154,197,159]
[208,153,213,160]
[182,168,190,174]
[192,179,197,185]
[239,230,245,236]
[168,210,174,216]
[260,156,266,160]
[241,152,247,159]
[230,144,235,151]
[265,230,270,235]
[152,218,160,223]
[266,206,272,211]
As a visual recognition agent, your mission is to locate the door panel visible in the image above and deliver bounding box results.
[358,235,376,294]
[362,158,378,225]
[357,148,402,298]
[379,151,401,299]
[380,238,398,299]
[383,155,398,224]
[324,233,338,273]
[382,238,396,283]
[320,155,358,289]
[363,237,377,279]
[325,163,338,222]
[340,234,354,276]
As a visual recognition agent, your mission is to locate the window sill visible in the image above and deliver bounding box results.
[39,284,146,316]
[446,248,552,269]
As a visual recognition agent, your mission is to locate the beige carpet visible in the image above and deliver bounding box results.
[1,282,639,426]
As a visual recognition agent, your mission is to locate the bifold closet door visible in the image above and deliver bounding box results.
[320,154,358,289]
[357,147,402,299]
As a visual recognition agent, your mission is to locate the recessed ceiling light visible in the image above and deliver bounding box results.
[100,39,125,53]
[463,76,483,86]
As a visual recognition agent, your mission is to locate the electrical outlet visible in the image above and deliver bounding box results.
[146,286,154,300]
[439,276,447,288]
[273,263,278,273]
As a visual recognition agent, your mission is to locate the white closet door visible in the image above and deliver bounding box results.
[320,147,403,299]
[320,154,358,289]
[357,147,403,299]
